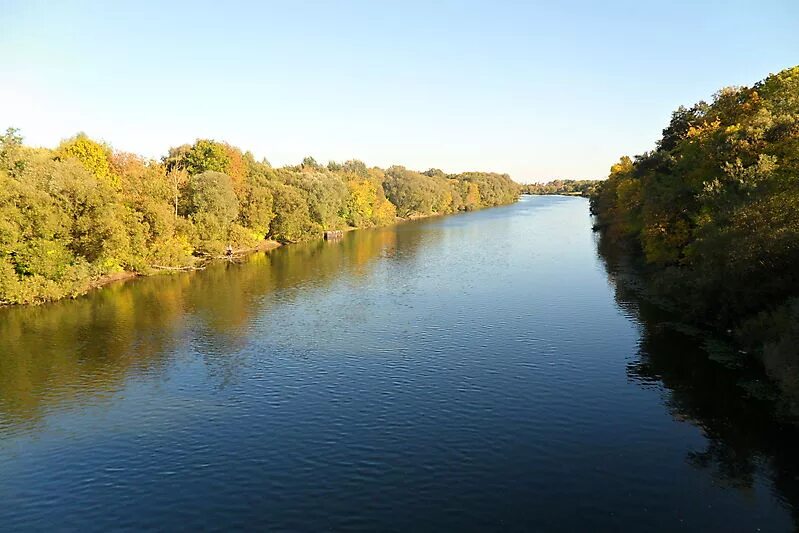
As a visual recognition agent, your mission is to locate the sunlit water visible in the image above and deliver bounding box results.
[1,196,797,531]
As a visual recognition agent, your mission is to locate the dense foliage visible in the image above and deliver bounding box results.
[0,131,519,305]
[591,66,799,389]
[521,179,600,197]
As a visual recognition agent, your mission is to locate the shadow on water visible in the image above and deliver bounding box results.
[595,229,799,526]
[3,198,799,530]
[0,226,413,432]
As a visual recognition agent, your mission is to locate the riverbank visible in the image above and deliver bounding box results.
[520,179,599,197]
[1,132,520,307]
[522,192,587,197]
[4,195,796,531]
[589,66,799,418]
[3,205,510,307]
[46,239,285,305]
[86,210,471,295]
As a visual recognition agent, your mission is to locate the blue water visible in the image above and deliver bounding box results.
[0,196,795,531]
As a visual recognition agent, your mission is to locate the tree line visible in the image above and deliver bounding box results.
[521,179,600,197]
[0,131,519,305]
[590,66,799,395]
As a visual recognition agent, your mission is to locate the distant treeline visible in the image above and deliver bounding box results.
[521,179,600,197]
[0,131,519,305]
[590,66,799,398]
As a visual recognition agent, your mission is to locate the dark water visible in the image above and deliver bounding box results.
[1,196,797,531]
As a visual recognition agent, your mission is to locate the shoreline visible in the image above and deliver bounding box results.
[77,239,284,299]
[3,205,510,308]
[520,192,589,198]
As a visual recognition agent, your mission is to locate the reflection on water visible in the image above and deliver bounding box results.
[0,229,403,430]
[597,229,799,527]
[0,196,797,531]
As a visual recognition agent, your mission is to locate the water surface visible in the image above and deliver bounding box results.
[1,196,797,531]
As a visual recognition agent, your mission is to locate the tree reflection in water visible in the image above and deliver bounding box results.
[0,226,403,432]
[596,230,799,525]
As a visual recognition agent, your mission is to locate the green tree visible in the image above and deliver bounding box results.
[184,171,239,251]
[268,184,317,243]
[590,65,799,390]
[0,127,26,177]
[165,139,231,176]
[55,133,117,186]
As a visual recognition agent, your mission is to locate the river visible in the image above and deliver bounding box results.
[0,196,796,531]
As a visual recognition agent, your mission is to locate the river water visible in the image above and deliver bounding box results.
[0,196,796,531]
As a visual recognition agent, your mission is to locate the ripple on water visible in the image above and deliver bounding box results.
[0,197,796,532]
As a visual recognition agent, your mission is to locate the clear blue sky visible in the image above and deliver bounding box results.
[2,0,797,181]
